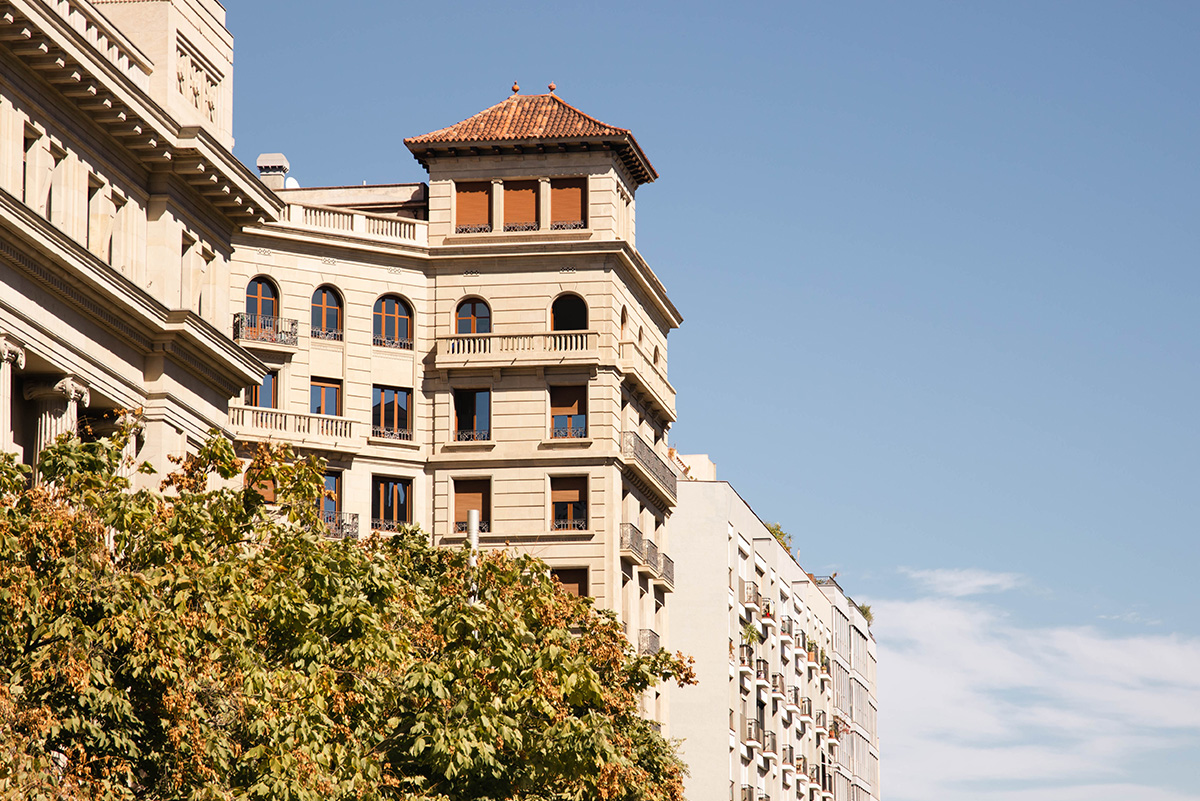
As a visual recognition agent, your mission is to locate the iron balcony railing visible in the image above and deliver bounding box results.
[771,673,786,696]
[782,744,795,766]
[552,518,588,531]
[372,425,413,441]
[455,429,490,441]
[373,334,413,350]
[321,511,358,539]
[639,628,660,655]
[311,326,343,342]
[738,644,755,669]
[551,425,587,439]
[621,430,677,499]
[454,521,490,533]
[233,312,298,345]
[644,540,660,576]
[762,729,778,755]
[456,223,492,234]
[800,696,813,717]
[743,717,762,745]
[619,522,645,561]
[780,616,795,637]
[371,518,410,533]
[658,552,674,586]
[550,219,585,230]
[755,659,769,682]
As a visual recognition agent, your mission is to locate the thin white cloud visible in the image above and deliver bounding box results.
[870,583,1200,801]
[900,566,1026,597]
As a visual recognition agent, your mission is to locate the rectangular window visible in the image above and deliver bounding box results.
[247,371,278,408]
[551,567,589,598]
[45,146,65,223]
[244,473,276,504]
[551,476,587,531]
[455,181,492,233]
[550,385,587,438]
[550,177,586,230]
[311,378,342,416]
[372,475,412,531]
[503,180,538,231]
[454,478,490,533]
[373,385,412,440]
[322,471,341,516]
[454,388,490,441]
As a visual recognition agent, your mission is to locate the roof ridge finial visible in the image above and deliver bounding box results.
[548,82,556,93]
[512,81,519,94]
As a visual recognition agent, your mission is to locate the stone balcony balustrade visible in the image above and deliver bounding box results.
[282,202,427,247]
[434,330,599,370]
[229,404,356,451]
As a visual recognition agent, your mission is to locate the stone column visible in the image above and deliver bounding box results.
[0,336,26,454]
[23,376,90,459]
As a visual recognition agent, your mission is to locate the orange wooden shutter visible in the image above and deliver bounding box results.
[455,479,490,523]
[551,567,589,597]
[551,177,586,224]
[551,386,586,416]
[551,476,587,504]
[456,182,491,228]
[504,180,538,227]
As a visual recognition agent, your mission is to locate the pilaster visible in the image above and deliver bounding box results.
[23,376,90,465]
[0,336,27,455]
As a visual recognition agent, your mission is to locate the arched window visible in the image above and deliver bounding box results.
[246,277,277,318]
[551,294,587,331]
[311,286,343,341]
[653,346,660,366]
[620,307,628,339]
[456,298,491,335]
[374,295,413,349]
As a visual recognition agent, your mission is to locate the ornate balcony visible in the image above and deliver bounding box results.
[372,425,413,441]
[455,429,490,442]
[620,522,646,564]
[434,330,599,370]
[373,334,414,350]
[454,520,491,533]
[552,518,588,531]
[638,628,660,655]
[321,511,358,539]
[233,312,298,346]
[371,518,410,533]
[229,405,355,450]
[644,539,661,579]
[620,430,677,503]
[656,551,675,589]
[284,201,427,246]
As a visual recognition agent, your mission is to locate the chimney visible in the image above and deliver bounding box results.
[256,153,290,190]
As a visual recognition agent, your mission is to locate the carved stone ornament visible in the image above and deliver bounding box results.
[0,336,26,369]
[24,376,91,407]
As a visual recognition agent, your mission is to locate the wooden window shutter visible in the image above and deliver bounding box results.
[503,180,538,228]
[456,182,491,229]
[551,476,587,505]
[455,479,490,523]
[551,567,589,597]
[550,177,586,226]
[551,385,586,416]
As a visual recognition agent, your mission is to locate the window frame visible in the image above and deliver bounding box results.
[311,286,344,341]
[372,385,413,440]
[455,298,492,335]
[310,378,342,416]
[549,384,587,439]
[371,475,412,531]
[453,477,491,533]
[373,294,414,349]
[453,388,491,441]
[247,370,279,409]
[551,476,588,531]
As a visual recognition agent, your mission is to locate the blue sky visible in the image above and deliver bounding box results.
[227,2,1200,797]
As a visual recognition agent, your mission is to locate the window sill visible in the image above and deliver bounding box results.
[539,437,593,449]
[367,436,421,450]
[442,228,592,246]
[441,439,496,452]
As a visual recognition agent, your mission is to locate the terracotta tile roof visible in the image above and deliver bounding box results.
[405,93,657,184]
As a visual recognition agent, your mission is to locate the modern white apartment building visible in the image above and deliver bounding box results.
[669,456,881,801]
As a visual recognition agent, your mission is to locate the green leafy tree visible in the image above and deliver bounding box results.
[0,432,694,800]
[765,522,792,554]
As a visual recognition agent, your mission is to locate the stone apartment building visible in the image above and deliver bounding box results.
[1,1,880,788]
[227,88,683,728]
[669,455,881,801]
[0,0,276,476]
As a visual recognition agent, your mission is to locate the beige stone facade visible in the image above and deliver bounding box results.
[1,0,275,479]
[226,92,682,729]
[669,459,881,801]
